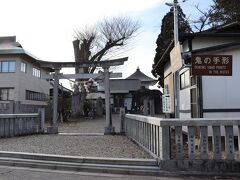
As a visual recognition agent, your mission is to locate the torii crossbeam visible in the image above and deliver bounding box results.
[39,57,128,135]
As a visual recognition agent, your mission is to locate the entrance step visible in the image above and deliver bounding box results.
[0,151,160,176]
[58,132,104,136]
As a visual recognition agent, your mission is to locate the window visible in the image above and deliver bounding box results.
[180,70,190,89]
[33,68,41,78]
[0,88,14,100]
[26,90,47,101]
[20,62,27,72]
[0,61,16,72]
[191,88,199,118]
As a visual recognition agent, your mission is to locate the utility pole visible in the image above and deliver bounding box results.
[166,0,180,118]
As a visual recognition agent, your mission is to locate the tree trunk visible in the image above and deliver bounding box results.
[73,39,81,73]
[72,40,90,118]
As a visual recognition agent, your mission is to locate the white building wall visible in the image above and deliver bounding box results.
[182,37,240,52]
[202,49,240,118]
[179,68,191,118]
[0,56,51,106]
[192,37,240,50]
[18,58,51,105]
[179,88,191,118]
[0,56,21,101]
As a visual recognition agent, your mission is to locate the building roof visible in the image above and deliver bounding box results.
[0,36,54,72]
[99,79,141,94]
[153,22,240,86]
[155,22,240,68]
[191,42,240,54]
[126,67,157,84]
[200,21,240,33]
[180,22,240,42]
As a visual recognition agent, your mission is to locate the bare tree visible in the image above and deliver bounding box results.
[71,16,140,117]
[191,5,214,32]
[73,16,140,73]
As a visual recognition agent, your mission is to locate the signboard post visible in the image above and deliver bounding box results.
[192,55,232,76]
[162,94,171,113]
[170,42,182,117]
[170,42,183,73]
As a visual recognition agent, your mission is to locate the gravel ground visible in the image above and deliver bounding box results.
[0,115,152,159]
[0,135,152,158]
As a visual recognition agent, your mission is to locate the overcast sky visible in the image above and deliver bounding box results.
[0,0,213,88]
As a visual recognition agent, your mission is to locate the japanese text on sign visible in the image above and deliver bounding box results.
[191,55,232,76]
[162,94,171,113]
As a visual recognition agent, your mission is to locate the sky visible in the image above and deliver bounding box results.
[0,0,213,89]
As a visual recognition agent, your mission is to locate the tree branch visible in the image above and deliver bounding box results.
[89,37,125,62]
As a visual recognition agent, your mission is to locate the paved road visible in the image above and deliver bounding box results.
[0,166,236,180]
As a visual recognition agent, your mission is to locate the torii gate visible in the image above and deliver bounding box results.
[39,57,128,135]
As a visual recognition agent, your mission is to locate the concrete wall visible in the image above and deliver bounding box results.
[125,114,240,173]
[0,101,45,114]
[0,112,44,137]
[0,101,14,114]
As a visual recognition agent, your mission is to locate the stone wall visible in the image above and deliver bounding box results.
[0,112,44,138]
[0,101,46,114]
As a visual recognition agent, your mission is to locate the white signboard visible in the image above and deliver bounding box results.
[170,42,183,73]
[124,98,132,111]
[162,94,171,113]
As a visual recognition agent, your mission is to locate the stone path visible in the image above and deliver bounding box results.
[58,114,121,134]
[0,115,152,159]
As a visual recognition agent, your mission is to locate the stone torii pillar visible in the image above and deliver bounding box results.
[40,58,128,135]
[104,67,115,134]
[47,69,60,134]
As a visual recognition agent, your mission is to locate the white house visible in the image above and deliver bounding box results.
[156,22,240,118]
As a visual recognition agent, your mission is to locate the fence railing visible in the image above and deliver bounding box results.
[0,109,45,138]
[0,101,14,114]
[125,114,240,161]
